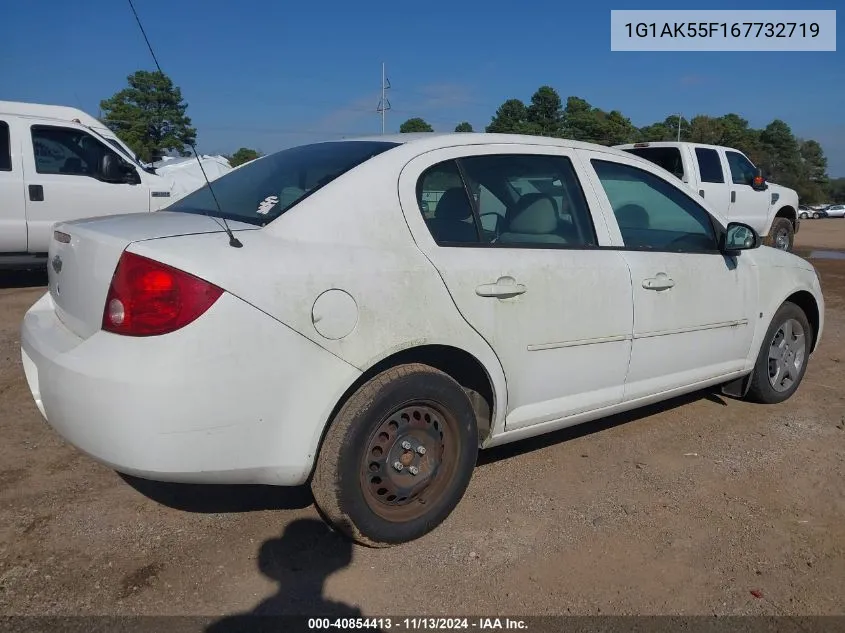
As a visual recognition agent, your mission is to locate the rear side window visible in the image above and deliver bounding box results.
[169,140,399,226]
[695,148,724,183]
[623,146,685,180]
[0,121,11,171]
[416,154,598,248]
[417,160,480,244]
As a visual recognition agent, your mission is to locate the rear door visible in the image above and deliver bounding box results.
[0,117,27,252]
[693,146,731,213]
[398,144,634,432]
[23,123,149,253]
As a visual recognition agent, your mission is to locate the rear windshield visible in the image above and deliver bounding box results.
[623,147,685,180]
[168,140,399,226]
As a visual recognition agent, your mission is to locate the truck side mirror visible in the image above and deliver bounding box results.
[99,154,141,185]
[751,168,768,191]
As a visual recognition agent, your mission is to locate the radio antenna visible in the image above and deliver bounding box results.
[126,0,242,248]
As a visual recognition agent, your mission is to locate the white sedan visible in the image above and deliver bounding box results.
[20,133,825,547]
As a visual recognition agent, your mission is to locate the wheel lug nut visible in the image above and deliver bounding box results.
[393,461,404,472]
[408,466,419,476]
[401,440,412,450]
[416,446,426,455]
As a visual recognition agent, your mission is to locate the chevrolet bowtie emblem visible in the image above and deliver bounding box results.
[51,255,63,274]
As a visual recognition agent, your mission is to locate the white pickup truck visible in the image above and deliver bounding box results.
[0,101,231,270]
[614,141,800,252]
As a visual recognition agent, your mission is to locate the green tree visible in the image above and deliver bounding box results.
[759,119,801,186]
[399,117,433,133]
[454,121,473,132]
[486,99,530,134]
[603,110,641,145]
[526,86,564,137]
[100,70,197,163]
[227,147,262,167]
[828,178,845,203]
[639,114,690,142]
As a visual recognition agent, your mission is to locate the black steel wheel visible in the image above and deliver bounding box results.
[311,363,479,547]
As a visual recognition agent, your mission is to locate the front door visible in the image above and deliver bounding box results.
[23,123,149,252]
[724,149,770,227]
[399,145,634,431]
[584,153,757,400]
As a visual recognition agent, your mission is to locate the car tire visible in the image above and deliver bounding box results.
[764,217,794,251]
[799,212,808,219]
[745,302,813,405]
[812,212,820,219]
[311,363,479,547]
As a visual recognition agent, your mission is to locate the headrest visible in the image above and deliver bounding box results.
[508,195,558,234]
[434,187,472,222]
[615,203,649,228]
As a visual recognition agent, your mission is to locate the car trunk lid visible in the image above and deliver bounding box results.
[47,212,257,340]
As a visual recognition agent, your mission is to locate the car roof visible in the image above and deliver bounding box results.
[327,132,641,161]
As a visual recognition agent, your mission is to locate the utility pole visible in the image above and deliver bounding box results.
[376,62,391,134]
[677,113,683,141]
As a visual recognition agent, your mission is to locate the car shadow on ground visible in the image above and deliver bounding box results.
[0,269,47,289]
[204,517,363,632]
[118,474,314,513]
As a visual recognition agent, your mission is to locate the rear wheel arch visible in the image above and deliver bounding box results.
[311,344,498,479]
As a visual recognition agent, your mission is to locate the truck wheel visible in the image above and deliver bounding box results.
[745,302,812,405]
[765,217,794,251]
[311,363,479,547]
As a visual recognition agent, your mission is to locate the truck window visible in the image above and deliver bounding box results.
[31,125,122,177]
[622,147,685,180]
[725,151,757,186]
[694,148,724,183]
[0,121,10,171]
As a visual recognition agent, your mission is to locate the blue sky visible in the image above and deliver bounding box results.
[3,0,843,175]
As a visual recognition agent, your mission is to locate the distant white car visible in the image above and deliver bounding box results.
[20,133,825,546]
[823,204,845,218]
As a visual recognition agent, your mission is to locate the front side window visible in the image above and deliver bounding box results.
[725,151,757,186]
[592,159,718,253]
[169,140,399,226]
[31,125,126,178]
[695,148,724,183]
[0,121,11,171]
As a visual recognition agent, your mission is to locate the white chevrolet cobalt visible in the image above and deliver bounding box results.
[21,133,824,546]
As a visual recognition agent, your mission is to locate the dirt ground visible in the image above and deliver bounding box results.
[0,219,843,621]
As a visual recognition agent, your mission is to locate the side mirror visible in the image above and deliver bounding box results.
[99,154,140,185]
[751,168,768,191]
[721,222,760,253]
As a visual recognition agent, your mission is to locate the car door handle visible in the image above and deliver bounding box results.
[642,274,675,290]
[476,276,526,299]
[731,190,736,203]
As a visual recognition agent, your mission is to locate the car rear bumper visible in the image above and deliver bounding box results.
[20,291,361,486]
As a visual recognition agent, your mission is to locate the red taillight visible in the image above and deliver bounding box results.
[102,251,223,337]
